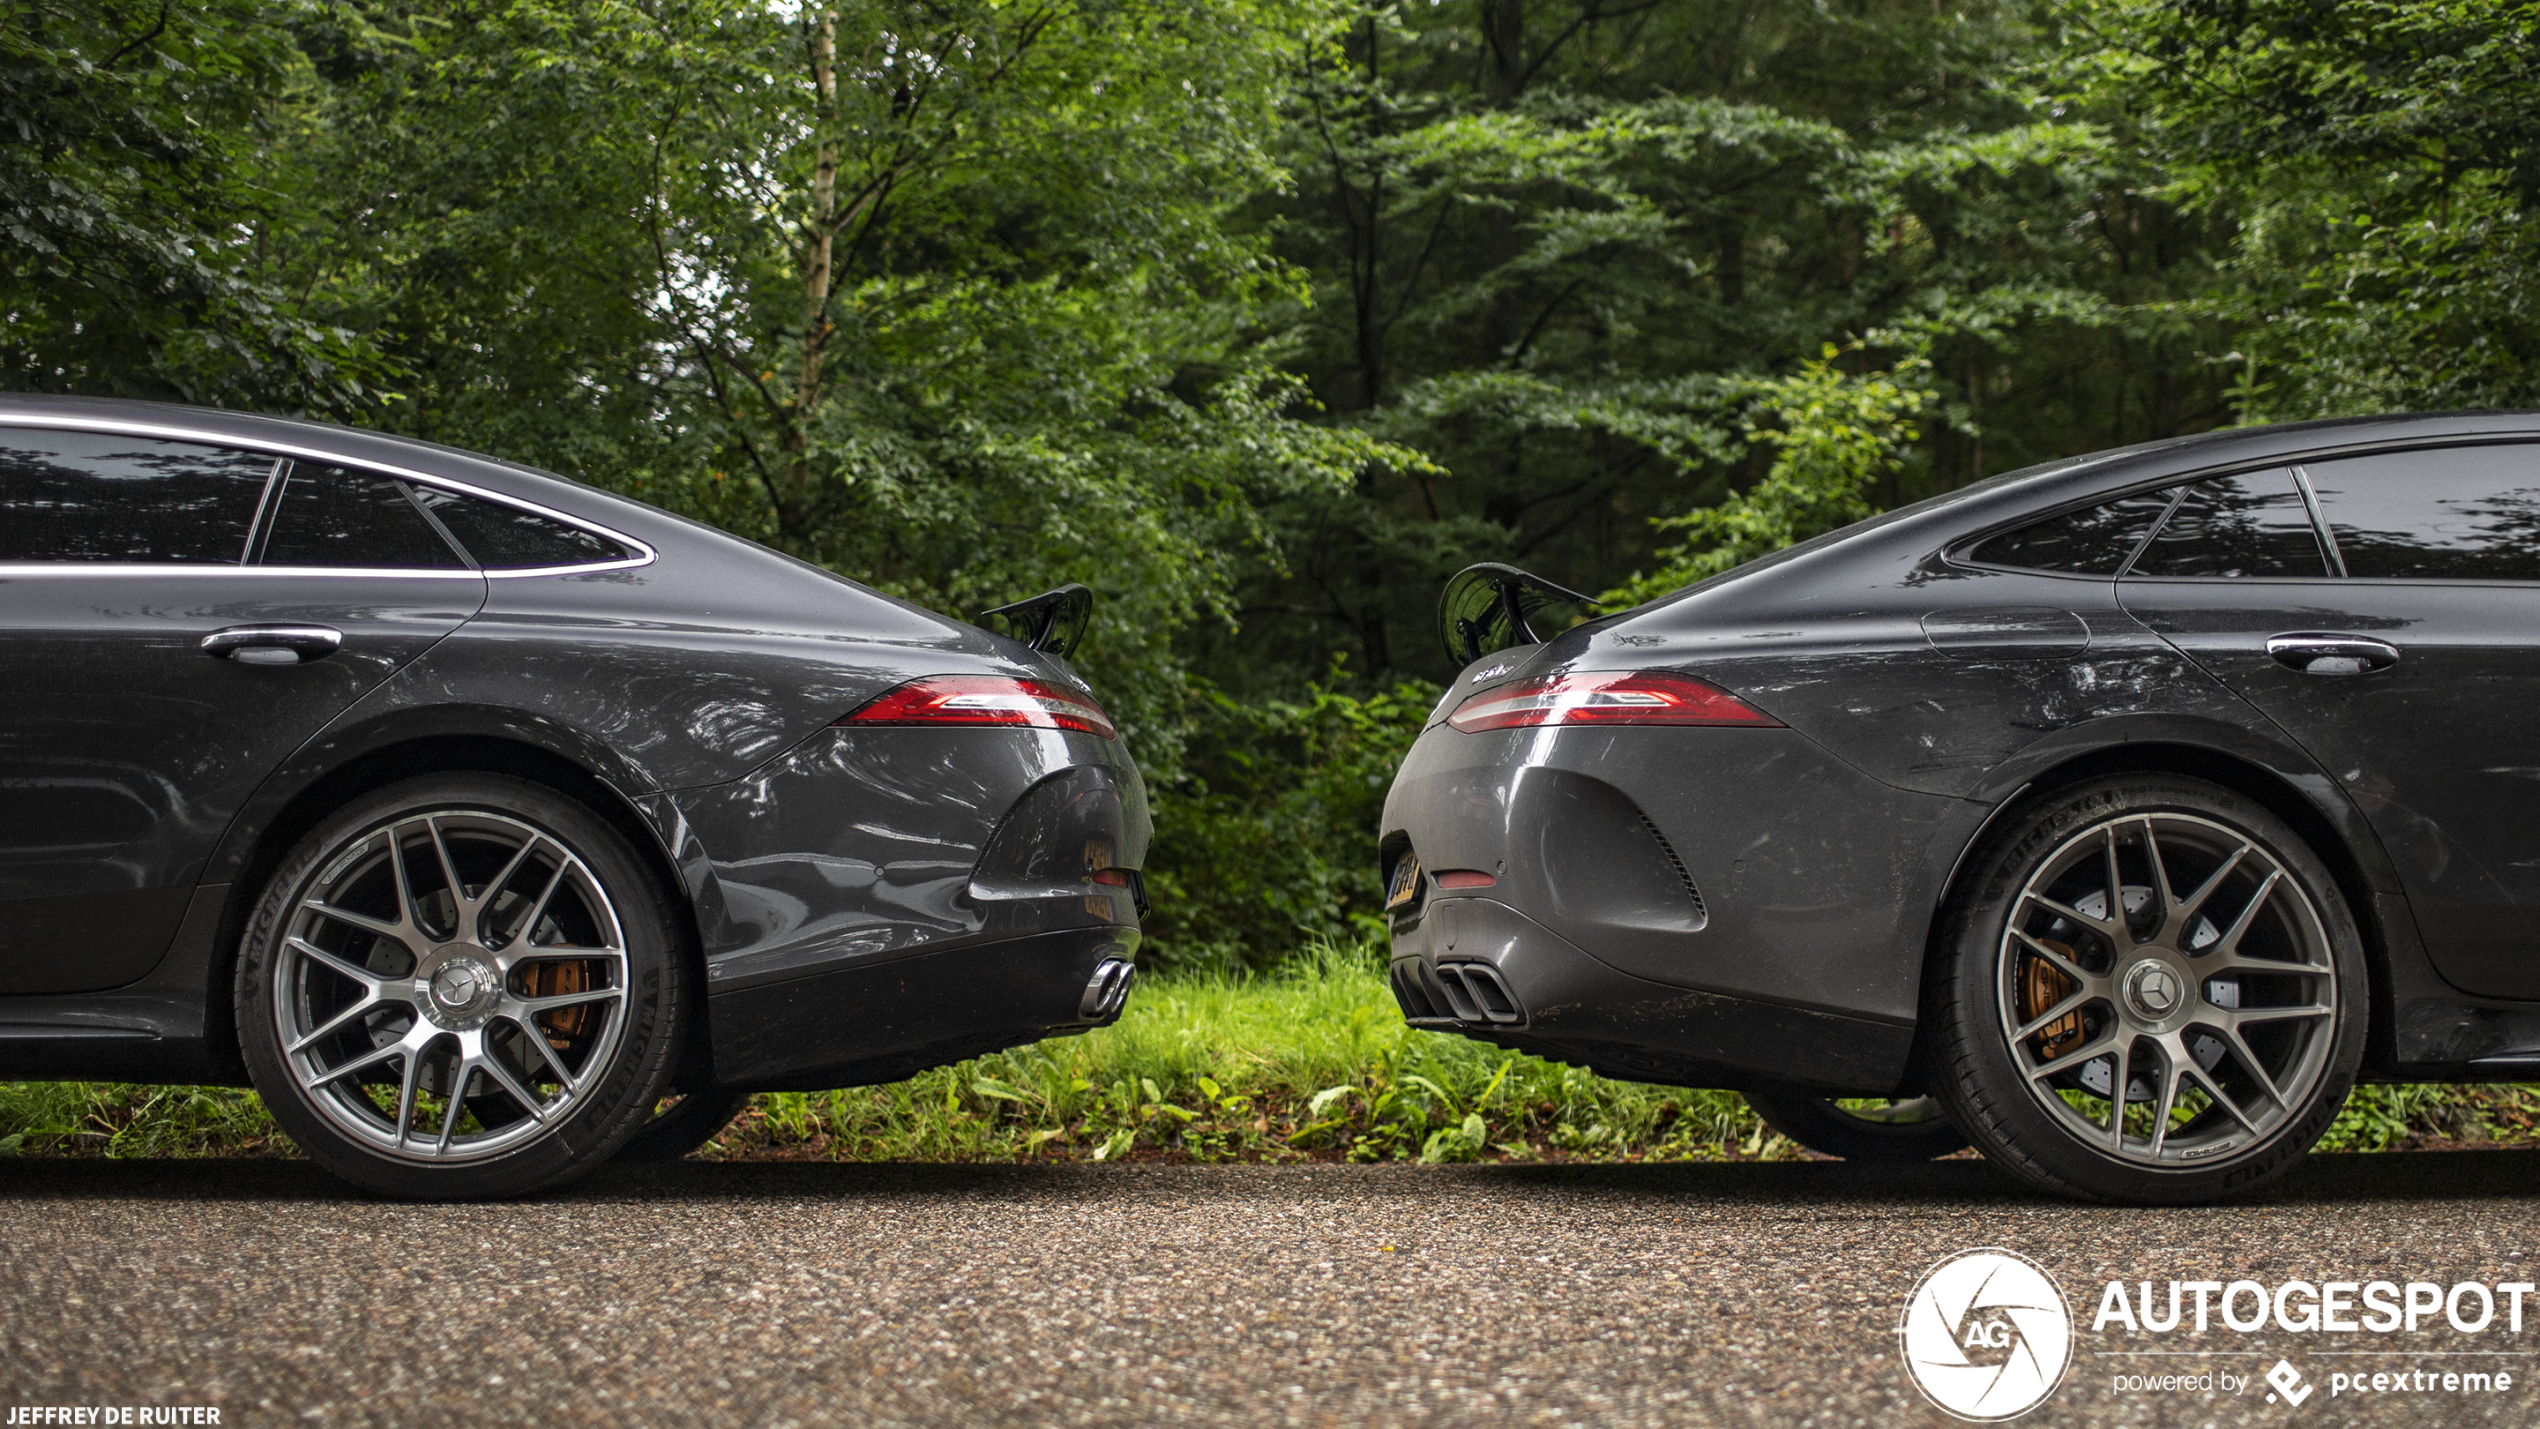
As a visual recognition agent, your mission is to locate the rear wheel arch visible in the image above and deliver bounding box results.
[1918,742,2399,1079]
[202,735,701,1085]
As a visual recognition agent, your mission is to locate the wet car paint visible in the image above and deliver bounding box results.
[1383,411,2540,1092]
[0,395,1148,1092]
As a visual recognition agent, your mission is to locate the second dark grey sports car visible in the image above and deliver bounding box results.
[0,396,1148,1197]
[1382,411,2540,1202]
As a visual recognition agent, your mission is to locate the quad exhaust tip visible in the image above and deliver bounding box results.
[1388,959,1525,1025]
[1080,957,1138,1019]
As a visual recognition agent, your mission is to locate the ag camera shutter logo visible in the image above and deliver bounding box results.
[1899,1248,2075,1420]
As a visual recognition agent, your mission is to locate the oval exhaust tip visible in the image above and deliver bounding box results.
[1080,957,1137,1018]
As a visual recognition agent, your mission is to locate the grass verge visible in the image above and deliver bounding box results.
[4,941,2534,1163]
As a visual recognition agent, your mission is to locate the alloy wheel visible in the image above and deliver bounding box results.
[1997,811,2338,1168]
[271,809,629,1163]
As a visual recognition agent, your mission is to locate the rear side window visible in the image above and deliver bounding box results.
[0,429,275,563]
[257,463,466,568]
[410,486,634,568]
[1967,492,2173,575]
[2129,470,2329,578]
[2303,445,2540,581]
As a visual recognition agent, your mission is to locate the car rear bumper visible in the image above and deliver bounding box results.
[706,923,1137,1091]
[1385,894,1913,1094]
[1379,718,1966,1093]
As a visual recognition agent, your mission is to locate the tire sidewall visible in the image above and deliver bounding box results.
[235,773,688,1199]
[1742,1084,1970,1163]
[1929,775,2367,1204]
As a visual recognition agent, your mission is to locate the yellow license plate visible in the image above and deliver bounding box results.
[1384,853,1423,912]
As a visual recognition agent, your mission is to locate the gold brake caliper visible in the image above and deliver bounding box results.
[2022,940,2086,1059]
[524,960,594,1050]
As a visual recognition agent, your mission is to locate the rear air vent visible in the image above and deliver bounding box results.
[1390,962,1439,1020]
[1635,808,1706,921]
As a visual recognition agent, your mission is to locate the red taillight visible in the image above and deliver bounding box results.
[1434,870,1496,889]
[1446,670,1780,733]
[836,675,1118,739]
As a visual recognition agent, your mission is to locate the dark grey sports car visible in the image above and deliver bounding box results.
[0,396,1148,1197]
[1382,411,2540,1202]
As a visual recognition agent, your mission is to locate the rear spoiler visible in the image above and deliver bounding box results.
[1437,563,1599,665]
[980,583,1094,658]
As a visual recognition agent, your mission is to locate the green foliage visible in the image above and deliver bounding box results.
[1236,0,2226,687]
[2069,0,2540,417]
[281,0,1427,758]
[2317,1082,2533,1153]
[1141,673,1438,970]
[1602,345,1933,608]
[0,0,384,407]
[0,1081,285,1158]
[686,942,1776,1163]
[10,952,2537,1164]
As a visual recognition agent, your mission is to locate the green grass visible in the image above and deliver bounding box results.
[3,940,2534,1164]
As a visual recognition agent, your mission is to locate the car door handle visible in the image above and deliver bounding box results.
[2266,632,2400,676]
[201,624,344,666]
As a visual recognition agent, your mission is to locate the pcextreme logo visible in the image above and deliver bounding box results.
[1899,1248,2075,1421]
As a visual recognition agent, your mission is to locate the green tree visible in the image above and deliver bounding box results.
[286,0,1416,755]
[1212,0,2230,692]
[0,0,381,407]
[1600,345,1932,607]
[2072,0,2540,417]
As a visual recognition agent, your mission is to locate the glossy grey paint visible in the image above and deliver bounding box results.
[2119,576,2540,1000]
[1382,410,2540,1089]
[0,395,1149,1089]
[0,570,482,994]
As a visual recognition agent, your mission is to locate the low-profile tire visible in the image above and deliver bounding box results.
[614,1088,753,1162]
[235,772,691,1199]
[1925,774,2366,1205]
[1742,1084,1970,1162]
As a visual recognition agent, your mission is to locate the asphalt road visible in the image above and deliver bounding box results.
[3,1153,2537,1428]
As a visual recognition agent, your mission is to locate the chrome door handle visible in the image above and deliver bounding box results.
[201,624,344,666]
[2266,632,2400,676]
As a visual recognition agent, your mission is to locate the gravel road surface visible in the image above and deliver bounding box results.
[3,1152,2536,1428]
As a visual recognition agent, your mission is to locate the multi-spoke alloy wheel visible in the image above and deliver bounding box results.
[238,774,687,1198]
[2000,811,2335,1166]
[1929,776,2364,1204]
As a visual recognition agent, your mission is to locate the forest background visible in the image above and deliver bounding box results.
[12,0,2539,972]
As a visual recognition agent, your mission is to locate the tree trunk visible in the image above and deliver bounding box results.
[782,9,841,543]
[1481,0,1524,103]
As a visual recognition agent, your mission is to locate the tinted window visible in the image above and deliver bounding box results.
[2303,446,2540,581]
[2129,470,2328,578]
[258,463,465,568]
[411,486,632,568]
[1968,492,2173,574]
[0,429,274,562]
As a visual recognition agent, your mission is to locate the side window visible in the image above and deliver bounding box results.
[409,486,634,568]
[2129,470,2329,578]
[2303,445,2540,581]
[1966,492,2173,575]
[0,428,274,563]
[256,463,467,568]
